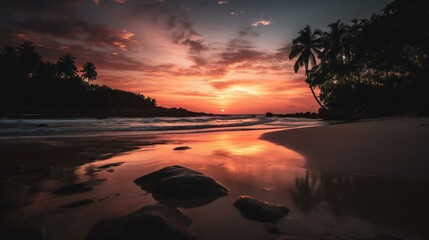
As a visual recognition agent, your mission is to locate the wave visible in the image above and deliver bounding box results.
[0,115,325,137]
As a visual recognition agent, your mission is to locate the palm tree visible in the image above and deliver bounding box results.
[289,25,326,109]
[322,20,350,64]
[80,62,97,82]
[57,53,78,79]
[17,41,42,78]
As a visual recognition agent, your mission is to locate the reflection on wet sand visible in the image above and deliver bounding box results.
[290,171,429,238]
[0,130,428,240]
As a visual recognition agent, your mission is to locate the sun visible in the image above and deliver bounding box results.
[221,109,225,112]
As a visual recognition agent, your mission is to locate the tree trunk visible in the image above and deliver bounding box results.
[305,70,326,110]
[309,85,326,110]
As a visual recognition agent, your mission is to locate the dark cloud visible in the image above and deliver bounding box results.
[0,0,137,52]
[0,0,82,18]
[218,49,264,65]
[238,27,260,38]
[183,39,207,53]
[273,44,293,60]
[8,16,136,50]
[129,1,209,54]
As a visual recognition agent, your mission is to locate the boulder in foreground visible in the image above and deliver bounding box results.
[234,196,289,222]
[86,204,195,240]
[134,165,228,207]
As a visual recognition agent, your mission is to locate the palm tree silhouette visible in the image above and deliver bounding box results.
[80,62,97,82]
[17,41,42,78]
[57,53,78,79]
[322,20,350,65]
[289,25,326,110]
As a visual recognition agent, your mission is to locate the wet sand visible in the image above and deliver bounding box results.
[1,124,429,240]
[0,134,169,170]
[262,117,429,180]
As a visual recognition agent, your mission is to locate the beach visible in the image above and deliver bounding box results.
[262,117,429,180]
[0,117,428,240]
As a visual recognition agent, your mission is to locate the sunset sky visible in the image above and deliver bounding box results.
[0,0,391,114]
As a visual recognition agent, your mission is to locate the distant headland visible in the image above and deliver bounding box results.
[0,42,209,118]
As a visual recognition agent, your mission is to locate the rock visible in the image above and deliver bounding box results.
[86,204,195,240]
[62,199,94,209]
[234,196,289,222]
[173,146,191,151]
[98,162,124,169]
[52,179,106,195]
[134,165,228,208]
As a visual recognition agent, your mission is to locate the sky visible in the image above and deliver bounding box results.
[0,0,392,114]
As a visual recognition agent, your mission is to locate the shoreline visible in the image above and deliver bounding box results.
[1,119,428,239]
[261,117,429,180]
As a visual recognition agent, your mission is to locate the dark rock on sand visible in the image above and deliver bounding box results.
[62,199,94,209]
[134,165,228,208]
[173,146,191,151]
[52,179,106,195]
[86,204,195,240]
[234,196,289,222]
[98,162,124,169]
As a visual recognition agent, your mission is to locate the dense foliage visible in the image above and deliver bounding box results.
[0,42,201,117]
[290,0,429,118]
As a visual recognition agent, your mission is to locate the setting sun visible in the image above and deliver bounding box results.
[221,109,225,112]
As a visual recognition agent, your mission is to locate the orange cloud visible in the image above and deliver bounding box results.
[251,19,272,27]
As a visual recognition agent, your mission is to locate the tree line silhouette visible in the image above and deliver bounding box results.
[0,42,202,117]
[290,0,429,118]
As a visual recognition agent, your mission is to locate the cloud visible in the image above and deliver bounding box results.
[251,19,272,27]
[217,0,228,5]
[12,16,137,51]
[230,10,245,16]
[129,2,209,55]
[218,50,264,65]
[210,80,255,90]
[238,27,260,38]
[182,39,207,53]
[0,1,138,52]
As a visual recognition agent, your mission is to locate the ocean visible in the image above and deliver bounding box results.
[0,115,325,137]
